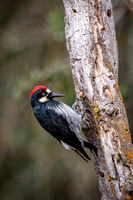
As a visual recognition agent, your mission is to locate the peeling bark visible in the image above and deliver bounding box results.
[63,0,133,199]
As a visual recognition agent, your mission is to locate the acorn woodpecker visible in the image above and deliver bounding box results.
[30,86,97,162]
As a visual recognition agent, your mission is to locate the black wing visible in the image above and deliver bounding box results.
[36,101,91,161]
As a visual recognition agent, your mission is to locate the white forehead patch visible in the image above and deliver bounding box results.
[46,88,51,94]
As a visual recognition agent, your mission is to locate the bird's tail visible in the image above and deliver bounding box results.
[83,141,97,155]
[74,150,89,163]
[74,149,91,163]
[74,141,97,163]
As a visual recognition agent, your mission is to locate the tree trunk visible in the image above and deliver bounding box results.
[63,0,133,199]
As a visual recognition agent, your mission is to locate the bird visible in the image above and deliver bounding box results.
[30,85,97,162]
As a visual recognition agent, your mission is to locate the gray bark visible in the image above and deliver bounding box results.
[63,0,133,199]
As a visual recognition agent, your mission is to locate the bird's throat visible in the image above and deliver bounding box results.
[39,96,50,103]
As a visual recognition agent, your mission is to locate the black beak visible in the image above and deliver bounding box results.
[48,92,65,99]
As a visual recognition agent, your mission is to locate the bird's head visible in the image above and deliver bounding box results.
[30,86,65,107]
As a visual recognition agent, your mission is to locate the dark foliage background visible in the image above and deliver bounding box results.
[0,0,132,199]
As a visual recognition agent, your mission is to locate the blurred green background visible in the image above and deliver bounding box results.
[0,0,132,200]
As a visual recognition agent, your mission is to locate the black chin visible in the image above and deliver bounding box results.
[48,92,65,99]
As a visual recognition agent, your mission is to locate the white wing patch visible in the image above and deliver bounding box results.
[61,141,73,151]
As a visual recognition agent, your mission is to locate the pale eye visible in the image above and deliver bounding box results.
[42,92,46,97]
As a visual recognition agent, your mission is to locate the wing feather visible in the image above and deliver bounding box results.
[56,102,83,144]
[37,101,84,148]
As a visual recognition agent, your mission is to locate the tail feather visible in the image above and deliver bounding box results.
[83,141,97,155]
[74,149,90,163]
[75,144,91,161]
